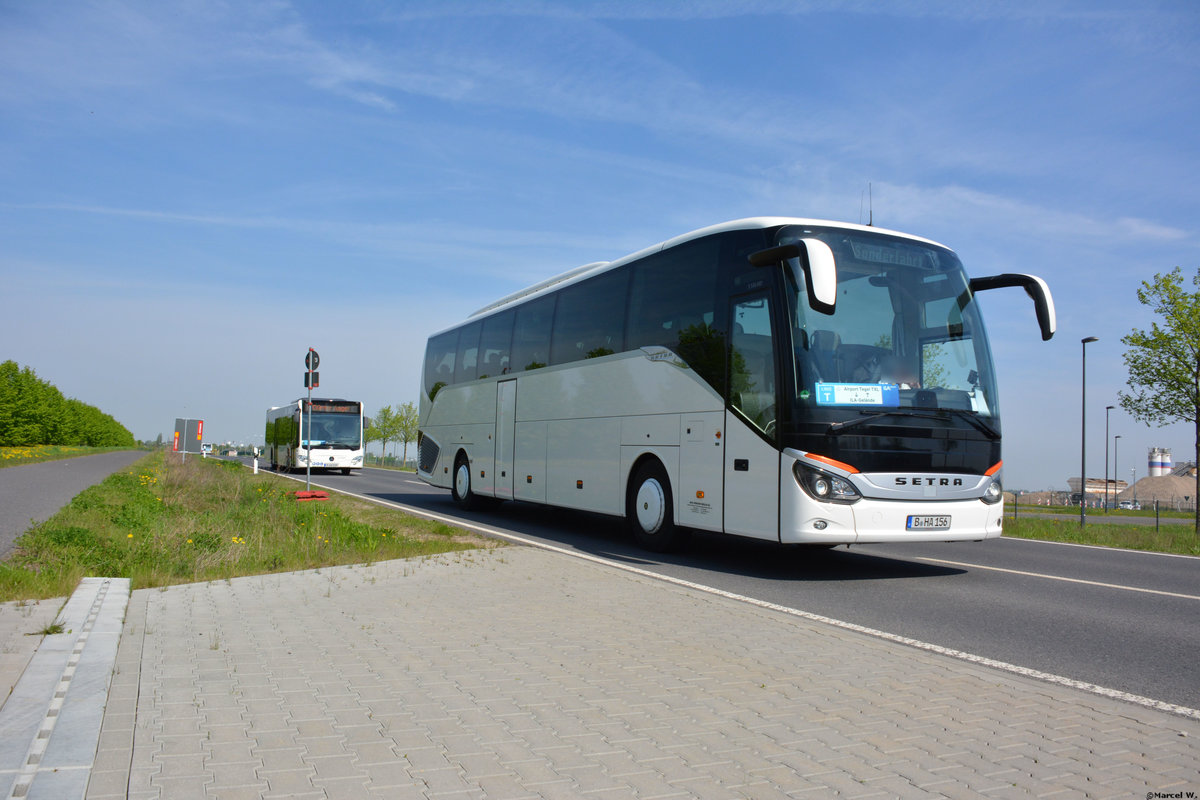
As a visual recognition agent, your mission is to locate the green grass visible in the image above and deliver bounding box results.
[0,451,498,602]
[1013,502,1195,520]
[1003,515,1200,555]
[1,445,142,468]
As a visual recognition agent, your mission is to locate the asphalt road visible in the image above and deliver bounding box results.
[0,450,147,558]
[254,461,1199,713]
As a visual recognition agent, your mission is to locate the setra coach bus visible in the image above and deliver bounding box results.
[265,398,365,475]
[417,218,1054,551]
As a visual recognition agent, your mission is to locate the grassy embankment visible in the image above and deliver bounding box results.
[1003,507,1199,556]
[0,450,496,602]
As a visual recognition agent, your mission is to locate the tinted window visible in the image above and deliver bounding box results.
[626,237,724,392]
[454,321,482,383]
[424,330,457,399]
[550,268,629,364]
[511,294,556,371]
[626,239,719,351]
[478,310,514,377]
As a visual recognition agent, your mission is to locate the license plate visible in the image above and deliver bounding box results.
[907,515,951,531]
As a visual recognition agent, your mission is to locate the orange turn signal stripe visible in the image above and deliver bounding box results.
[985,461,1003,476]
[806,453,859,474]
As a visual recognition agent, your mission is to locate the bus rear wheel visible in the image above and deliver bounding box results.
[627,462,687,552]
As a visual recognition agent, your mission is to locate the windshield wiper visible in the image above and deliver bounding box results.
[941,408,1000,440]
[827,409,947,435]
[826,408,999,439]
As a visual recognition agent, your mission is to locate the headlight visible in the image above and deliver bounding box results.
[982,478,1003,505]
[793,462,861,504]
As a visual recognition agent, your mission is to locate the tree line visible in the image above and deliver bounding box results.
[366,402,419,466]
[0,360,136,448]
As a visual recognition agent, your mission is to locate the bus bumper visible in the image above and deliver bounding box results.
[781,497,1003,544]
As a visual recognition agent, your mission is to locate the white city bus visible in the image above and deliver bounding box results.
[266,398,365,475]
[417,218,1054,551]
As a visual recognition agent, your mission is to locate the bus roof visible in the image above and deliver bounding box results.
[462,217,947,324]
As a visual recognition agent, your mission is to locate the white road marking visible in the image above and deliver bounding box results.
[908,556,1200,601]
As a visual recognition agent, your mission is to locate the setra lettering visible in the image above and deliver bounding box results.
[895,477,964,487]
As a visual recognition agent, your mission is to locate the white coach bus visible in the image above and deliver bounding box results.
[265,398,365,475]
[417,218,1054,551]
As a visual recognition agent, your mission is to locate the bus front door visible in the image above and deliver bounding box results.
[723,293,781,541]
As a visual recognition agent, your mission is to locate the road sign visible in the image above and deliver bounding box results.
[306,349,320,370]
[305,371,319,388]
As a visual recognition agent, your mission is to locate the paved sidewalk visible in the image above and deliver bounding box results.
[6,547,1200,798]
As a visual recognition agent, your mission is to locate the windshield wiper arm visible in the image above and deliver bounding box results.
[826,409,947,435]
[941,408,1000,440]
[826,408,1000,439]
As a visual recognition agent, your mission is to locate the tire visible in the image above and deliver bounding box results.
[626,461,687,552]
[451,453,495,511]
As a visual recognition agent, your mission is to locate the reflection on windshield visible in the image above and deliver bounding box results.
[785,227,999,418]
[302,413,362,447]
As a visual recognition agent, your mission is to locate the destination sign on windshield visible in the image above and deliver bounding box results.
[815,382,900,407]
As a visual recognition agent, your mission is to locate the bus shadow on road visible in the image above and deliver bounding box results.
[431,499,966,583]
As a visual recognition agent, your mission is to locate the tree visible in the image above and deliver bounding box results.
[1118,266,1200,534]
[396,401,419,469]
[366,405,398,463]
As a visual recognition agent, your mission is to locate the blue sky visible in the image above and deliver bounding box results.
[2,0,1197,491]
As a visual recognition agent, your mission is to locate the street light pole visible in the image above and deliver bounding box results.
[1105,405,1114,511]
[1114,435,1122,506]
[1081,336,1098,527]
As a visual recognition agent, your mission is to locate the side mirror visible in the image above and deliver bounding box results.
[969,273,1057,340]
[748,239,837,314]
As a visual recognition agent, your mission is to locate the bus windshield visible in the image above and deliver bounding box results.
[303,412,361,448]
[783,226,1000,420]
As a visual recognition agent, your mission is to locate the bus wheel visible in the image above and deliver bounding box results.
[627,462,687,552]
[452,454,484,511]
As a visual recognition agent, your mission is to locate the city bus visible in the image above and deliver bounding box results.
[265,398,365,475]
[417,218,1055,551]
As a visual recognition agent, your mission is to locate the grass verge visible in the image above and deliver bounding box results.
[1,445,142,468]
[0,451,498,602]
[1003,516,1200,555]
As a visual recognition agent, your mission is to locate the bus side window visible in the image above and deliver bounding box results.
[625,239,722,393]
[626,241,719,352]
[454,321,482,383]
[478,309,514,377]
[424,329,458,398]
[511,294,556,371]
[550,268,628,365]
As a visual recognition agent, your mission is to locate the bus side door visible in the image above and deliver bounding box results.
[495,379,517,500]
[723,293,781,541]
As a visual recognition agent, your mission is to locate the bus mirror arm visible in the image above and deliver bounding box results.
[748,239,838,315]
[969,273,1057,341]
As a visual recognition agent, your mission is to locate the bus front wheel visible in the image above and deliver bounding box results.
[452,453,492,511]
[627,462,687,552]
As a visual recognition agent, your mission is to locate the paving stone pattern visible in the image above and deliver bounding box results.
[86,548,1199,799]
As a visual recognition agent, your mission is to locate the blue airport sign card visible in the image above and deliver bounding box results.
[815,382,900,407]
